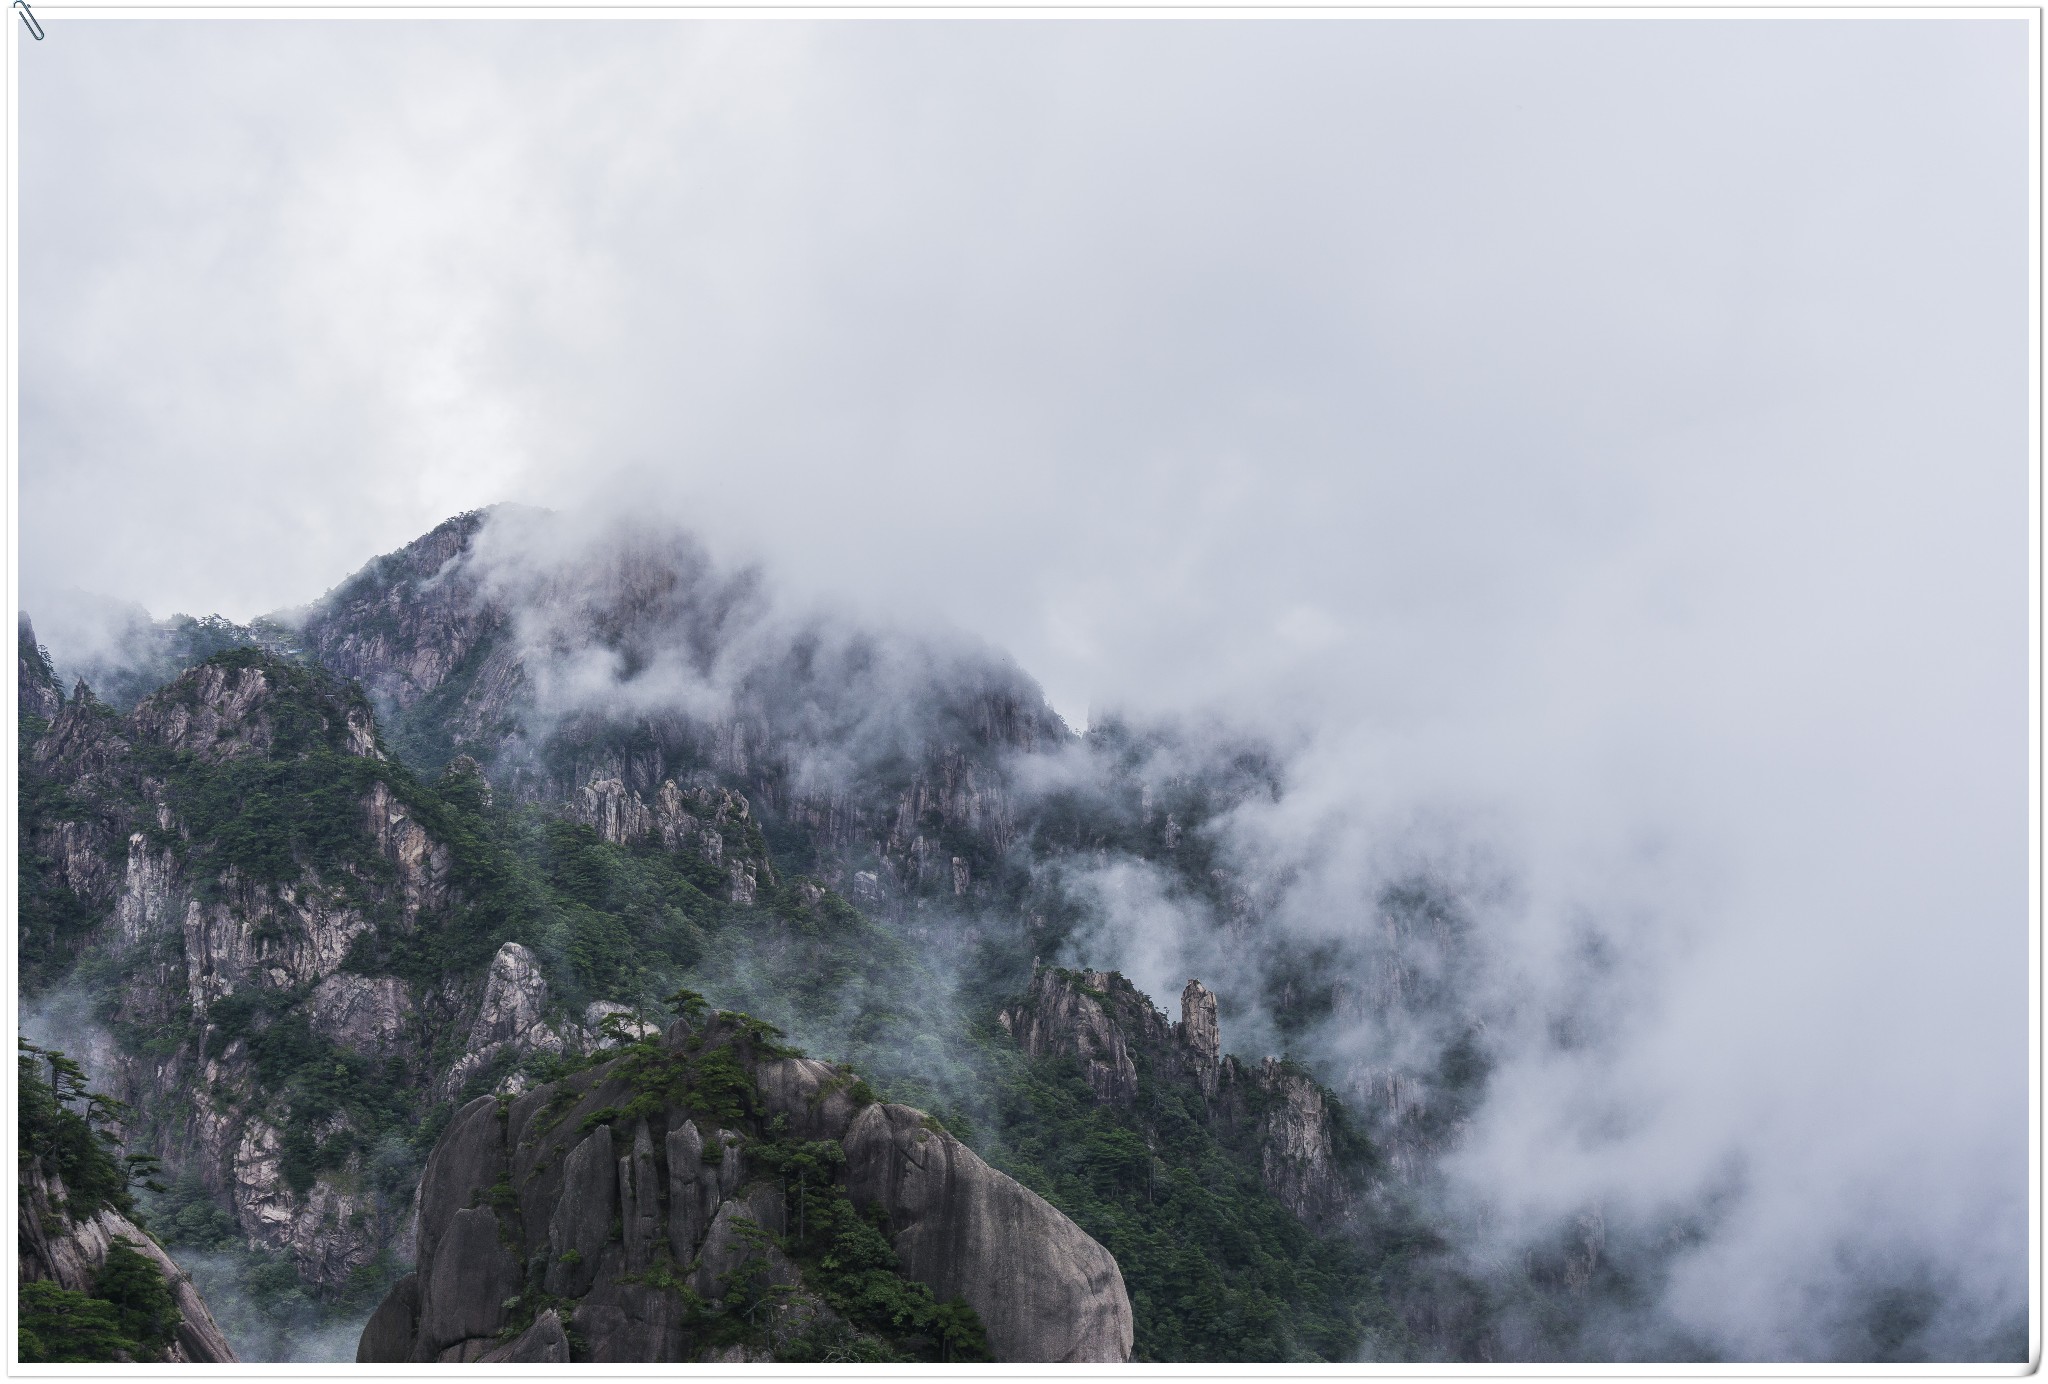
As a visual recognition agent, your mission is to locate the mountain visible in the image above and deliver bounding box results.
[277,507,1072,906]
[17,508,1415,1363]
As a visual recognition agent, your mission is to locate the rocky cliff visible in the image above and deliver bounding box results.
[18,1038,238,1364]
[357,1011,1132,1363]
[19,1161,237,1363]
[17,652,443,1290]
[290,510,506,723]
[999,966,1363,1227]
[20,614,63,720]
[15,644,775,1303]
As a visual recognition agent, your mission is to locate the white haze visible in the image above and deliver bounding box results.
[17,15,2030,1362]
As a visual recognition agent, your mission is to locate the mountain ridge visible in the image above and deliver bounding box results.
[18,507,1396,1362]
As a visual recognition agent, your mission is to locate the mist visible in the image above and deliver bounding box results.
[155,1253,369,1364]
[17,13,2029,1364]
[19,984,120,1095]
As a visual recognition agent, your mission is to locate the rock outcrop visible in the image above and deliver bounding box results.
[19,614,64,719]
[307,973,415,1057]
[359,1015,1133,1364]
[131,657,380,764]
[480,1308,571,1363]
[31,679,132,787]
[16,650,463,1291]
[19,1162,238,1363]
[1250,1058,1347,1226]
[180,872,374,1010]
[568,776,772,903]
[1180,979,1221,1062]
[289,509,510,725]
[439,941,565,1098]
[845,1102,1134,1362]
[999,967,1139,1106]
[356,1270,422,1363]
[1000,965,1360,1226]
[365,779,452,923]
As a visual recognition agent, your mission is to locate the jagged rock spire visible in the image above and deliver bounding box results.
[1180,979,1220,1064]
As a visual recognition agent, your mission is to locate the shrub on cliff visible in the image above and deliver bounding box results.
[92,1238,182,1360]
[18,1281,135,1362]
[17,1040,151,1219]
[17,1045,184,1362]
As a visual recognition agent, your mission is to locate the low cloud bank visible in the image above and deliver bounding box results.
[1023,685,2025,1360]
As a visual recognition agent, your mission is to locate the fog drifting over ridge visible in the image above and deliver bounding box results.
[18,15,2030,1361]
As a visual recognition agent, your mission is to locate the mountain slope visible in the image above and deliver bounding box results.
[18,510,1400,1362]
[277,507,1072,914]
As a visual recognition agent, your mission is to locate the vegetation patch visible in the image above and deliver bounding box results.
[17,1045,183,1362]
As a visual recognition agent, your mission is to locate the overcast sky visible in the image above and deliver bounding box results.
[16,14,2032,1357]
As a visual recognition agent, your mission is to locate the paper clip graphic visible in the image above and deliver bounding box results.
[13,0,42,40]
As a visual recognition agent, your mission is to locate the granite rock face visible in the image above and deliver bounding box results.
[19,1161,238,1364]
[358,1017,1133,1364]
[569,777,772,903]
[364,778,452,923]
[999,967,1139,1106]
[291,509,508,723]
[15,653,448,1291]
[130,661,284,763]
[844,1102,1135,1363]
[665,1119,744,1265]
[355,1272,420,1364]
[131,659,380,765]
[417,1207,524,1359]
[544,1122,616,1298]
[440,941,566,1099]
[1180,979,1221,1063]
[1252,1058,1347,1226]
[753,1056,861,1142]
[307,973,415,1057]
[479,1308,571,1363]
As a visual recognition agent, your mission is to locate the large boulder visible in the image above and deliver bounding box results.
[359,1018,1135,1363]
[844,1102,1134,1362]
